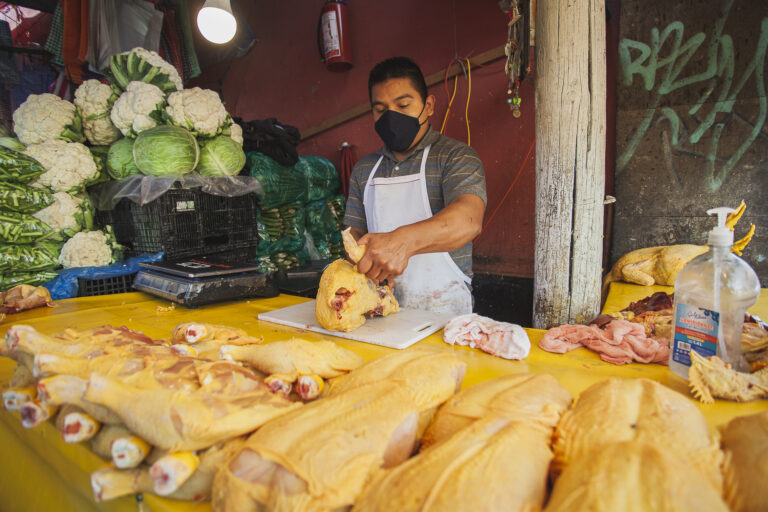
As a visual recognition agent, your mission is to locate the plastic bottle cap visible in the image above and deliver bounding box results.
[707,207,736,246]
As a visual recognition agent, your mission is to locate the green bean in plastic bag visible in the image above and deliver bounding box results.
[0,147,46,183]
[0,182,54,213]
[298,155,340,202]
[0,243,59,272]
[0,210,54,244]
[0,270,58,291]
[247,152,307,209]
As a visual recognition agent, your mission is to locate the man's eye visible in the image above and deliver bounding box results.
[397,104,411,110]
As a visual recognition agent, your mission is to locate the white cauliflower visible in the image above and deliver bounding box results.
[165,87,231,137]
[59,230,120,268]
[32,192,91,239]
[110,81,166,137]
[129,47,183,91]
[107,47,183,93]
[13,93,85,145]
[229,122,243,145]
[73,80,122,146]
[24,140,99,193]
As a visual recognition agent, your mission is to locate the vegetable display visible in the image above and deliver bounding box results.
[165,87,231,137]
[24,140,100,193]
[133,126,199,177]
[12,93,85,145]
[0,210,53,244]
[0,147,46,183]
[196,135,246,177]
[32,192,94,241]
[0,243,59,272]
[106,138,141,179]
[110,81,166,138]
[0,183,54,213]
[0,270,58,289]
[59,227,123,269]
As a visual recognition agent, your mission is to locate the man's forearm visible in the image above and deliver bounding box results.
[399,194,485,255]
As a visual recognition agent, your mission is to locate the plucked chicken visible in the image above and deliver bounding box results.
[54,404,101,443]
[213,381,422,511]
[421,373,572,449]
[545,441,728,512]
[552,378,723,492]
[720,410,768,512]
[171,322,262,360]
[354,416,552,512]
[83,373,299,451]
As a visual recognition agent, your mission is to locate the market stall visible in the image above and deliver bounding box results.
[1,282,767,511]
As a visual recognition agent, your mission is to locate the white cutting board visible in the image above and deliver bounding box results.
[258,300,455,349]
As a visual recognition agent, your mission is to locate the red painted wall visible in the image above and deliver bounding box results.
[192,0,536,277]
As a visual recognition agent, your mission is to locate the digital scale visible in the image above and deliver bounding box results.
[133,258,279,308]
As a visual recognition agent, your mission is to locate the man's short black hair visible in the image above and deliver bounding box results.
[368,57,428,103]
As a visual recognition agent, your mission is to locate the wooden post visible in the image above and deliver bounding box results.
[533,0,606,328]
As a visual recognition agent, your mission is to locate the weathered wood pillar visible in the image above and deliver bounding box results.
[533,0,607,329]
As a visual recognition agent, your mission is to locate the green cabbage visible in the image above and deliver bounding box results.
[106,138,141,179]
[196,135,246,177]
[132,126,199,177]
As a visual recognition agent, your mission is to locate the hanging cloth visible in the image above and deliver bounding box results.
[44,3,64,66]
[61,0,89,84]
[339,142,355,199]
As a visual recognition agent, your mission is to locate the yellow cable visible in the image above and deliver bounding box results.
[441,73,458,135]
[465,58,471,146]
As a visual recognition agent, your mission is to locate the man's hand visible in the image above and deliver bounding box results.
[355,230,414,283]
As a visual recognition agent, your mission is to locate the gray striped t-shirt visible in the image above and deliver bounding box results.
[344,126,487,277]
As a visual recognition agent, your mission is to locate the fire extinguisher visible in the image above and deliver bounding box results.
[317,0,352,71]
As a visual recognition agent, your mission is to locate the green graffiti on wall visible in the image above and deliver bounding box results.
[617,0,768,191]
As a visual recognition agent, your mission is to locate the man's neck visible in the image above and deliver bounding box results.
[392,126,430,162]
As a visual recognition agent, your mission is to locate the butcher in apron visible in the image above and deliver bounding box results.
[343,57,487,316]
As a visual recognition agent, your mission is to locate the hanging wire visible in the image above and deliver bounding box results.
[464,58,471,146]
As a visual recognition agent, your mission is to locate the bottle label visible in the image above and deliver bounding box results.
[672,303,720,367]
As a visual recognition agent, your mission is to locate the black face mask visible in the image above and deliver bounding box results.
[374,105,427,152]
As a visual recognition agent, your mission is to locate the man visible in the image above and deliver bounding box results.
[343,57,487,315]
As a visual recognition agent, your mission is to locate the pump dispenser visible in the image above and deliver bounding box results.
[669,207,760,379]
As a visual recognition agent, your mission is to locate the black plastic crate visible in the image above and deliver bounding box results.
[96,188,259,261]
[77,273,136,297]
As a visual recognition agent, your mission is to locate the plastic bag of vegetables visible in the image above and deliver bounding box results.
[305,199,339,244]
[296,155,340,202]
[0,147,46,183]
[106,137,141,179]
[0,182,54,213]
[0,210,54,244]
[247,152,307,209]
[133,125,199,177]
[32,192,94,241]
[0,243,59,272]
[196,135,246,176]
[0,270,58,291]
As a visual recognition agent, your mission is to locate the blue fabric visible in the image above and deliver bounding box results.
[45,252,163,300]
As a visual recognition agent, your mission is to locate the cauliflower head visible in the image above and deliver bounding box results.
[59,229,122,268]
[24,140,99,193]
[228,122,243,145]
[32,192,93,239]
[74,80,122,146]
[13,93,85,145]
[107,47,183,93]
[165,87,231,137]
[110,81,166,138]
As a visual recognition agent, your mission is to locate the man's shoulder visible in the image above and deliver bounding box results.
[352,151,384,175]
[430,132,481,161]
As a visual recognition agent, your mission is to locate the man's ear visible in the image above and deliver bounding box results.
[425,93,436,117]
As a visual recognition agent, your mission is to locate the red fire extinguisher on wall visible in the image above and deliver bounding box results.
[318,0,352,71]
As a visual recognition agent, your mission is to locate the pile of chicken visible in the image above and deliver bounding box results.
[0,322,363,503]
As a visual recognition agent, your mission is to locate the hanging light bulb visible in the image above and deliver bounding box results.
[197,0,237,44]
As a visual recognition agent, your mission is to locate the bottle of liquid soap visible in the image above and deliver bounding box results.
[669,207,760,379]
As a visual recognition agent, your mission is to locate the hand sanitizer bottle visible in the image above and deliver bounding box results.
[669,207,760,379]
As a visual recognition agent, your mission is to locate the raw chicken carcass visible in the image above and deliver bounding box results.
[545,441,728,512]
[421,373,572,449]
[213,381,421,511]
[552,378,723,492]
[720,411,768,512]
[220,337,364,380]
[83,373,300,451]
[315,259,398,332]
[0,284,52,317]
[171,322,262,360]
[354,417,552,512]
[443,314,531,359]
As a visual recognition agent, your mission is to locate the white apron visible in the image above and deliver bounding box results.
[363,145,472,315]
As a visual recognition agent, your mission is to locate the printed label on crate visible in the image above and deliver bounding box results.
[175,200,195,212]
[672,303,719,367]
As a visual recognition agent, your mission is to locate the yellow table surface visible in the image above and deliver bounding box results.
[1,286,767,512]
